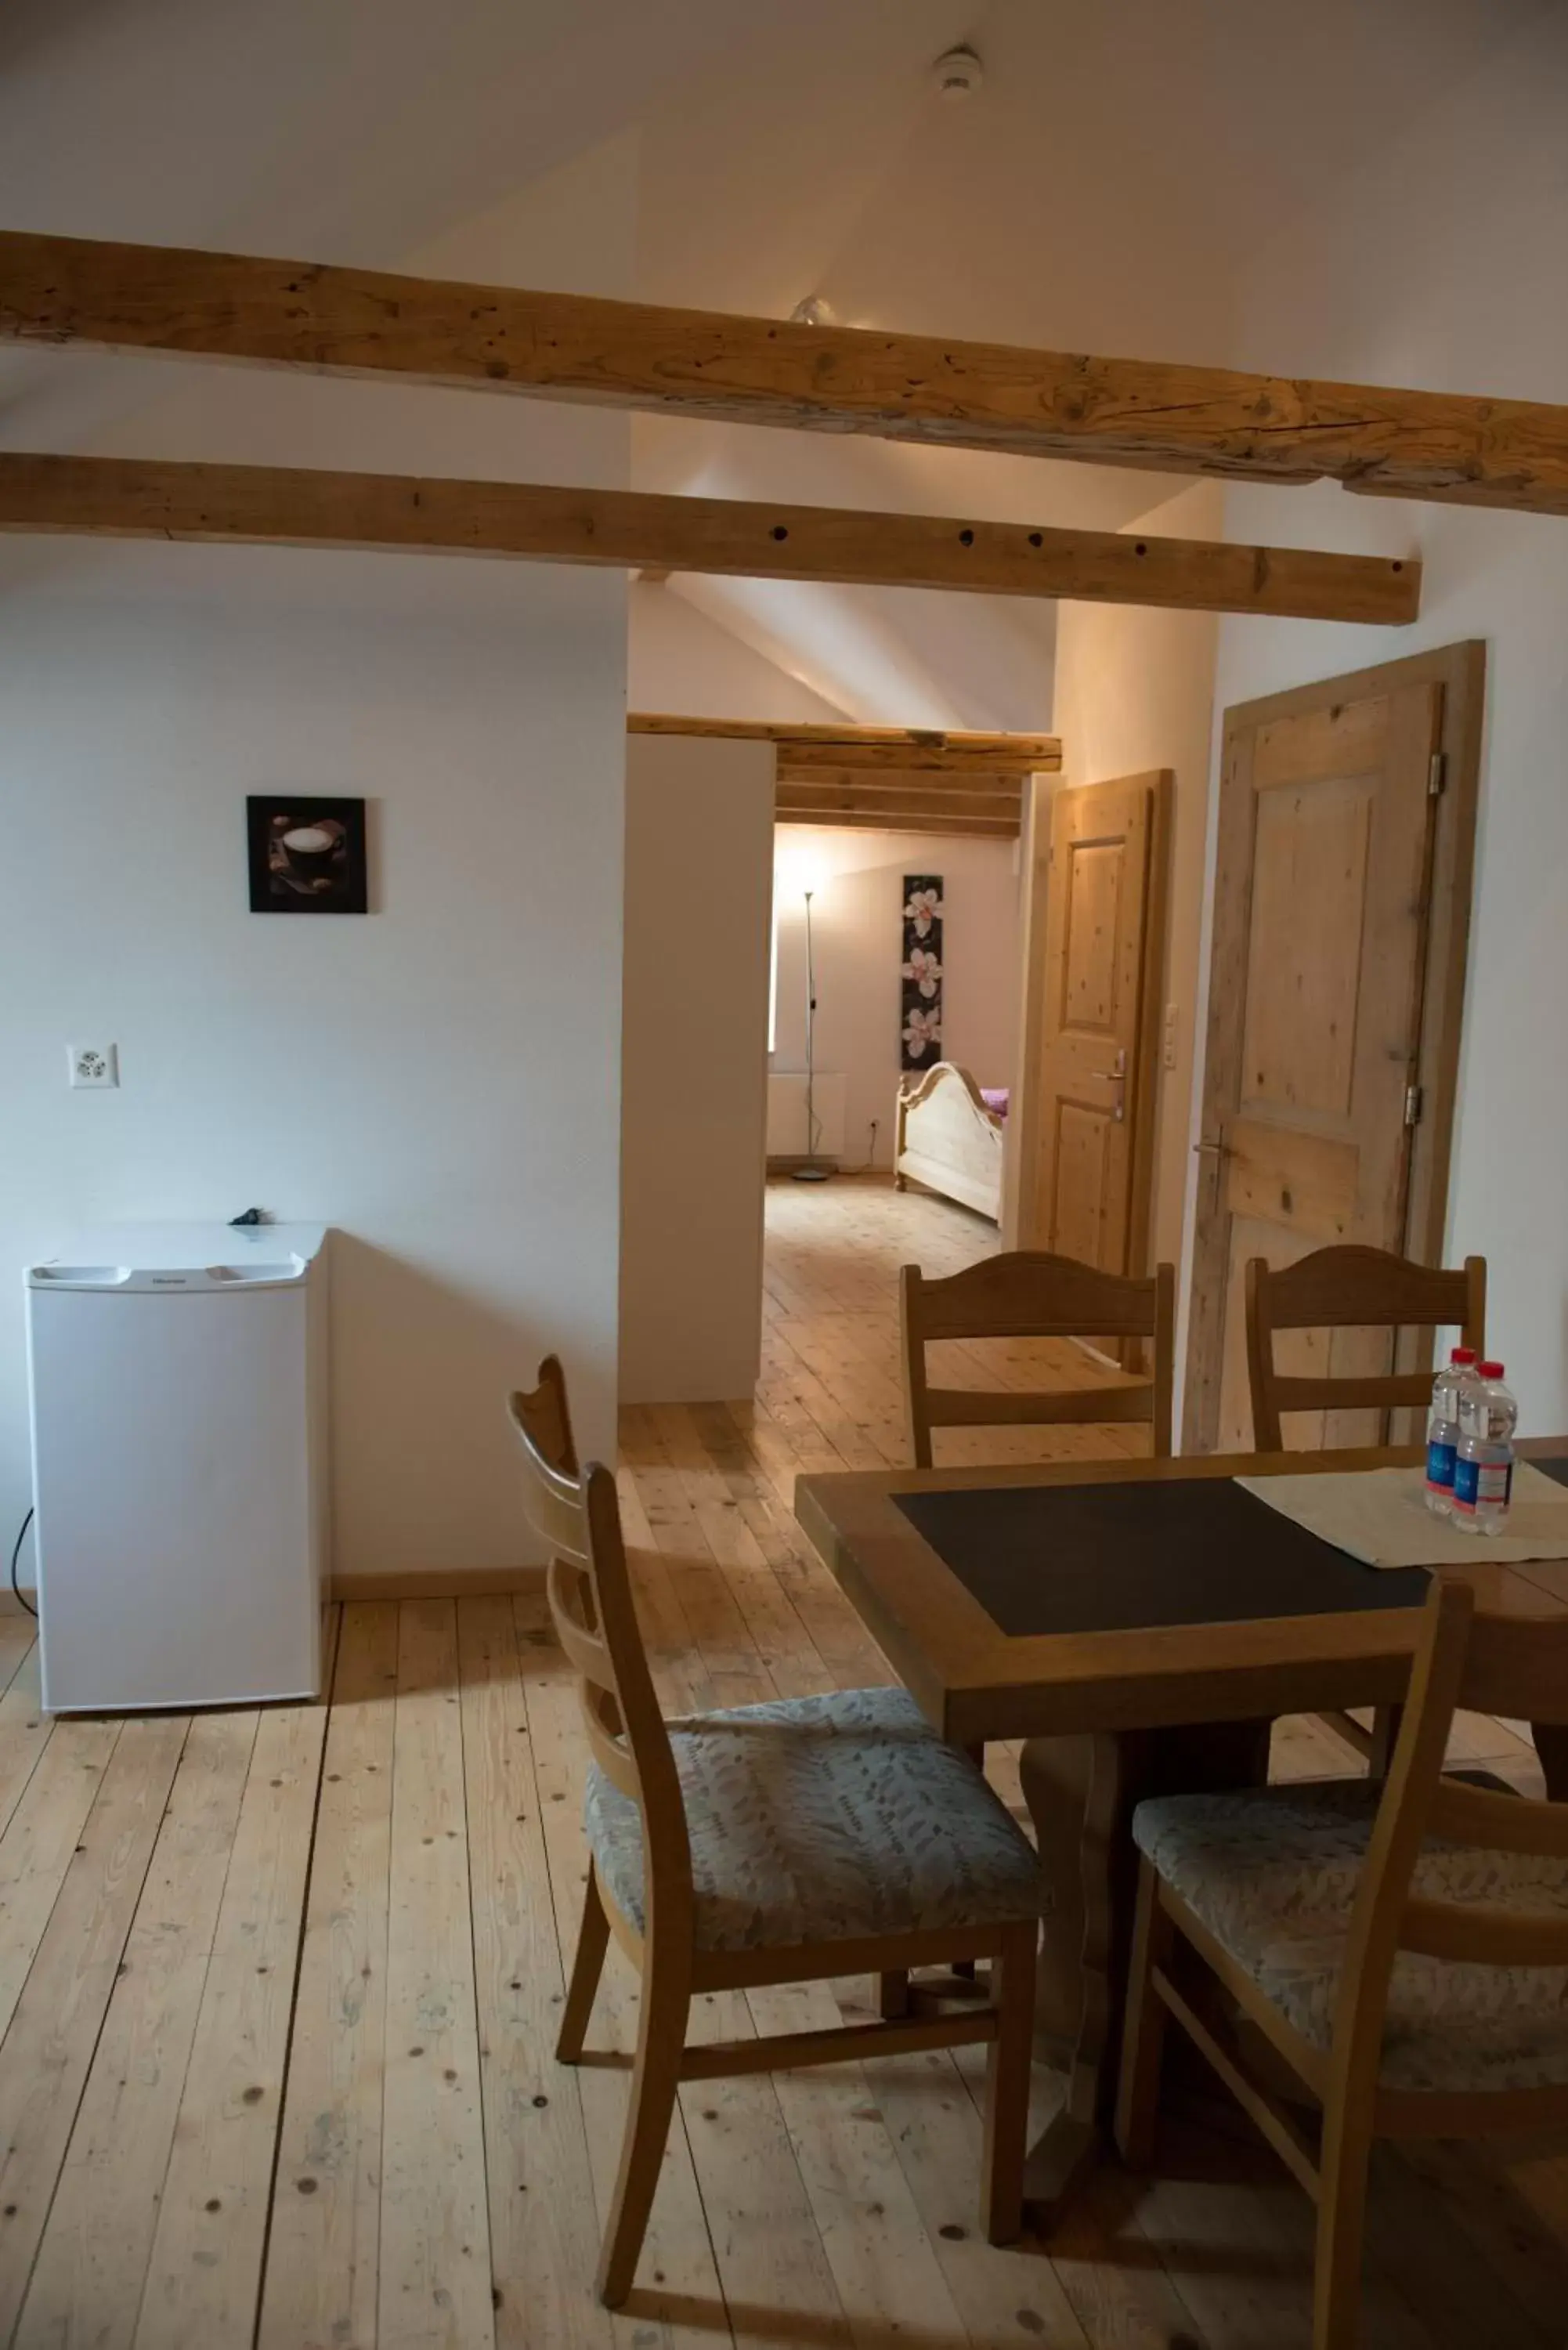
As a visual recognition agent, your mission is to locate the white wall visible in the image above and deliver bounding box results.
[0,150,635,1582]
[629,581,846,723]
[1195,5,1568,1434]
[620,736,774,1402]
[1050,481,1223,1286]
[771,828,1021,1173]
[635,429,1067,732]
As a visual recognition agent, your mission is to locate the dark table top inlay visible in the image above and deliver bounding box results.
[893,1477,1433,1640]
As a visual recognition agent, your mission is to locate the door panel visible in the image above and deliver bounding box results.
[1060,839,1125,1033]
[1048,1098,1116,1264]
[1223,1119,1358,1237]
[1187,674,1445,1453]
[1012,773,1169,1278]
[1252,693,1389,788]
[1240,779,1372,1119]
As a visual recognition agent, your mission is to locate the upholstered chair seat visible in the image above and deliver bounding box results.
[586,1684,1044,1954]
[1134,1777,1568,2095]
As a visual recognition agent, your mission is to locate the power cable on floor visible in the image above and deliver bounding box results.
[9,1509,36,1618]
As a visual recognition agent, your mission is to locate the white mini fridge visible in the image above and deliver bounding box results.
[25,1224,329,1712]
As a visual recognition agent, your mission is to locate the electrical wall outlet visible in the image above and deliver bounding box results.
[1162,1003,1180,1074]
[67,1043,119,1090]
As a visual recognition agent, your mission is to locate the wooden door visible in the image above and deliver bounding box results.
[1185,673,1446,1453]
[1011,773,1169,1276]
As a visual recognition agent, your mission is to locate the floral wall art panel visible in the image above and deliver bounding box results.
[901,875,944,1072]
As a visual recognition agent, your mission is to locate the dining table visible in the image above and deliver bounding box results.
[794,1437,1568,2223]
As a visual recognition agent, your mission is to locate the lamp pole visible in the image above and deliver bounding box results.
[793,886,829,1181]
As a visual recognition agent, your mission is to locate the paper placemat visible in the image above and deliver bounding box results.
[1234,1462,1568,1568]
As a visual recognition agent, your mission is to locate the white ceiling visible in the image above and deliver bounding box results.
[627,0,1548,717]
[0,0,1550,721]
[636,0,1542,352]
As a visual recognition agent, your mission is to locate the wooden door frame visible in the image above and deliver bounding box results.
[1183,638,1486,1453]
[1126,772,1174,1285]
[1001,776,1053,1249]
[1005,768,1173,1289]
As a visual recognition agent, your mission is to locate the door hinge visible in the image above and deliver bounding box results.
[1404,1082,1424,1127]
[1428,751,1447,798]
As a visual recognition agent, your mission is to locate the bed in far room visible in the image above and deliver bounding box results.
[894,1061,1007,1224]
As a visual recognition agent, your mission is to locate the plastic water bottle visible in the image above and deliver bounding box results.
[1425,1346,1479,1516]
[1452,1361,1517,1536]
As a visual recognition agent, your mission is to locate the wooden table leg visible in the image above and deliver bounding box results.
[1018,1717,1271,2226]
[1531,1723,1568,1801]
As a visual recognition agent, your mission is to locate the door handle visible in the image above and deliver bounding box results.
[1087,1047,1127,1119]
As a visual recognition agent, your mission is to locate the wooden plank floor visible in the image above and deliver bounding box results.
[0,1175,1563,2347]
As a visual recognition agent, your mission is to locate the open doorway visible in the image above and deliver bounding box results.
[768,830,1022,1188]
[761,725,1050,1240]
[617,717,1058,1412]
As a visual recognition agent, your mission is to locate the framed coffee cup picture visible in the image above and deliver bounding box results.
[247,795,369,914]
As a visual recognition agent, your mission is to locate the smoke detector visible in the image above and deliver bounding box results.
[789,296,834,328]
[933,45,983,101]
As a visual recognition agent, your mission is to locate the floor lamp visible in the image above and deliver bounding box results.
[793,884,829,1182]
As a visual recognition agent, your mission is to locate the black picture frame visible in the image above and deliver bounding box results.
[247,795,369,915]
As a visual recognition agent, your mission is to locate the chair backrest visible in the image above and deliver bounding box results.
[1330,1578,1568,2105]
[1245,1245,1486,1452]
[900,1250,1176,1468]
[508,1358,692,1932]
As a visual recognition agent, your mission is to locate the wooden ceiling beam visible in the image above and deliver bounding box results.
[631,716,1060,770]
[2,227,1563,515]
[779,772,1021,804]
[776,741,1042,775]
[0,450,1418,624]
[778,788,1023,825]
[775,808,1019,839]
[775,780,1024,808]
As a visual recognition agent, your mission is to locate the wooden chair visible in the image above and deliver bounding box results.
[1245,1244,1486,1455]
[510,1356,1044,2308]
[900,1250,1177,1469]
[1245,1244,1486,1766]
[1116,1575,1568,2349]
